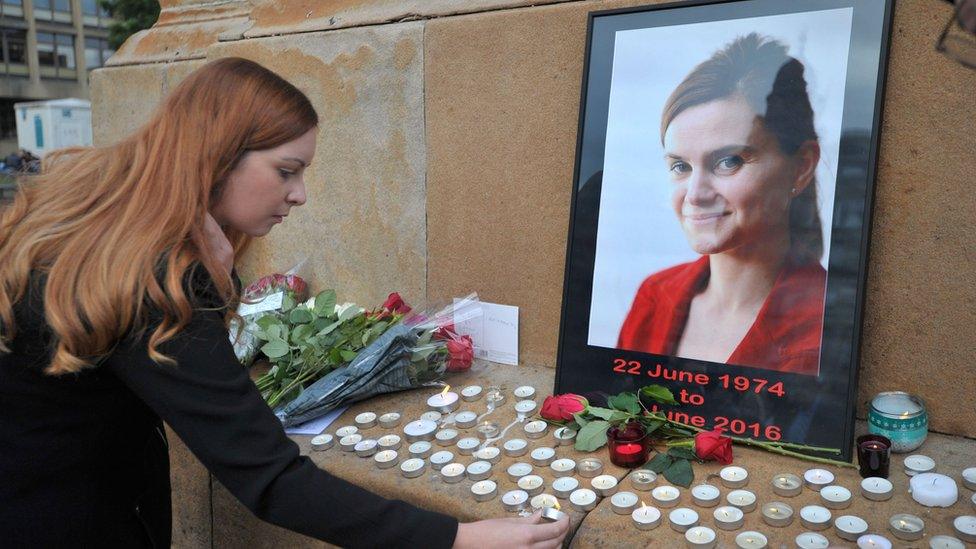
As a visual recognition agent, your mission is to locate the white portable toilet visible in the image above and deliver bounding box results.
[14,98,93,157]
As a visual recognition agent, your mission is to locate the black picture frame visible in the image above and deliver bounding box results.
[555,0,894,461]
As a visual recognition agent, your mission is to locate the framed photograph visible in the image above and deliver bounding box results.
[555,0,894,460]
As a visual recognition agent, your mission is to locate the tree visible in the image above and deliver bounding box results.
[98,0,161,50]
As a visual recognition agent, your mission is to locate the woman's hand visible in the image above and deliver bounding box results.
[203,212,234,276]
[453,511,570,549]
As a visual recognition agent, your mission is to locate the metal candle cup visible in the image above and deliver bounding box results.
[691,483,721,507]
[523,420,548,439]
[799,505,832,531]
[420,411,442,423]
[652,485,681,508]
[460,385,483,402]
[610,491,639,514]
[720,466,749,488]
[929,535,966,549]
[591,475,619,497]
[953,516,976,543]
[530,447,556,467]
[373,449,399,469]
[514,400,537,416]
[471,480,497,502]
[399,457,426,478]
[962,468,976,491]
[502,489,529,512]
[354,412,377,429]
[335,425,358,438]
[552,477,580,499]
[795,532,830,549]
[570,489,597,512]
[668,507,700,533]
[685,526,717,549]
[504,438,528,457]
[378,412,402,429]
[734,531,768,549]
[630,470,657,491]
[310,433,334,451]
[860,477,893,501]
[761,502,794,528]
[819,485,852,509]
[834,515,868,541]
[856,534,892,549]
[429,450,454,470]
[339,433,362,452]
[474,446,501,464]
[507,462,533,482]
[904,454,936,476]
[531,493,558,511]
[440,462,465,483]
[475,421,500,441]
[518,475,545,496]
[402,419,437,443]
[771,473,803,497]
[408,440,432,458]
[465,460,492,481]
[456,437,480,455]
[888,513,924,541]
[803,469,834,491]
[513,385,536,400]
[354,439,378,458]
[553,427,577,446]
[454,411,477,429]
[427,389,459,413]
[576,458,604,478]
[712,506,744,531]
[632,504,662,530]
[726,490,757,513]
[435,428,458,447]
[540,505,567,523]
[377,434,401,451]
[550,458,576,475]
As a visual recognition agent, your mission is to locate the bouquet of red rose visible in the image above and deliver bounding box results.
[231,267,311,366]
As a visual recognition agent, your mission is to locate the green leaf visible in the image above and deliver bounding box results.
[256,315,281,331]
[338,305,361,322]
[646,453,672,474]
[290,324,313,345]
[574,420,610,452]
[313,290,337,318]
[265,324,282,340]
[313,317,332,331]
[642,419,665,435]
[339,349,358,362]
[641,385,678,405]
[609,411,635,424]
[316,320,343,337]
[608,393,640,414]
[573,411,590,428]
[587,407,615,420]
[663,458,694,487]
[261,338,289,359]
[281,293,295,312]
[668,447,698,461]
[288,308,313,325]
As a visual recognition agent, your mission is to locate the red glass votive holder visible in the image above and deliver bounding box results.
[607,423,650,468]
[856,434,891,479]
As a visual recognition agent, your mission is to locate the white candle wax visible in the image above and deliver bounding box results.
[591,474,619,497]
[691,483,721,507]
[685,526,717,548]
[530,446,556,467]
[514,400,537,415]
[761,502,794,528]
[475,421,499,441]
[456,436,480,455]
[504,438,528,457]
[962,467,976,491]
[860,477,893,501]
[513,385,536,400]
[652,485,681,508]
[819,485,852,509]
[427,389,459,412]
[474,446,501,464]
[454,410,477,428]
[668,507,699,533]
[523,420,548,439]
[440,462,465,483]
[735,531,768,549]
[466,460,492,481]
[727,490,757,512]
[378,412,401,428]
[720,466,749,488]
[354,412,377,428]
[632,503,662,530]
[888,513,924,541]
[354,439,378,457]
[429,450,454,470]
[507,462,533,481]
[550,458,576,474]
[402,419,437,442]
[460,385,483,401]
[712,505,744,531]
[904,454,936,476]
[399,457,426,478]
[610,491,639,514]
[310,433,334,451]
[471,480,498,502]
[420,410,442,423]
[518,475,545,496]
[799,505,831,531]
[434,428,458,446]
[373,449,399,469]
[856,534,892,549]
[803,469,834,491]
[552,477,580,499]
[570,488,598,512]
[909,472,958,507]
[772,473,803,497]
[408,440,432,458]
[339,433,362,452]
[530,493,558,511]
[335,425,358,438]
[576,458,604,478]
[834,515,869,541]
[795,532,830,549]
[953,516,976,543]
[929,535,966,549]
[502,489,529,512]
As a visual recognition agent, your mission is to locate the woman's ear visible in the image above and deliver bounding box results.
[791,140,820,196]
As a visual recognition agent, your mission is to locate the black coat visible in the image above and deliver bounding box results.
[0,271,457,548]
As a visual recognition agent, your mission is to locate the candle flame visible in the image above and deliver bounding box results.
[640,502,647,510]
[441,385,451,396]
[554,500,561,511]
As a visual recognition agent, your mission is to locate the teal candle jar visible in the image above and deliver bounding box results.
[868,392,928,453]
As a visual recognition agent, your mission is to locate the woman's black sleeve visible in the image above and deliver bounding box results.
[106,307,458,548]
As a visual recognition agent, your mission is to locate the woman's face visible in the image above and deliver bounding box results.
[663,96,808,257]
[211,127,317,236]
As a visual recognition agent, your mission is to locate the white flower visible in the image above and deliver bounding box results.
[303,296,316,309]
[334,302,363,317]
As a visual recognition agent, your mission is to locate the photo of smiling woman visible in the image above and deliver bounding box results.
[616,33,827,376]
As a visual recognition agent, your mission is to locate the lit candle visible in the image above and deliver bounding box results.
[771,473,803,497]
[856,534,892,549]
[354,412,377,429]
[514,400,537,415]
[794,531,830,549]
[502,489,529,512]
[553,427,577,446]
[904,454,936,476]
[630,470,657,491]
[632,502,661,530]
[539,499,566,522]
[471,480,498,502]
[712,505,744,531]
[610,491,639,514]
[888,513,924,541]
[373,449,399,469]
[399,457,426,478]
[456,436,480,455]
[523,420,548,439]
[339,433,362,452]
[354,438,378,458]
[335,425,358,438]
[726,490,757,513]
[402,419,437,443]
[860,477,893,501]
[378,412,402,429]
[531,493,558,511]
[454,410,477,429]
[427,385,459,413]
[691,483,721,507]
[685,526,717,549]
[962,467,976,491]
[576,458,604,478]
[909,472,959,507]
[720,466,749,488]
[803,469,834,491]
[310,433,334,451]
[760,502,794,528]
[734,531,767,549]
[439,462,465,483]
[434,428,459,447]
[819,485,852,509]
[466,460,492,481]
[507,462,533,482]
[530,446,556,467]
[652,485,681,508]
[834,515,869,541]
[514,385,536,400]
[504,438,529,457]
[474,446,501,464]
[429,450,454,470]
[591,474,619,497]
[485,385,505,407]
[570,488,598,512]
[799,505,831,531]
[475,421,499,441]
[518,474,545,496]
[550,458,576,475]
[929,535,966,549]
[420,410,442,423]
[953,516,976,543]
[668,507,699,533]
[552,477,580,499]
[408,440,432,458]
[460,385,483,402]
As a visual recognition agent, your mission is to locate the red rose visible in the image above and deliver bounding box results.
[694,429,733,464]
[381,292,411,314]
[433,322,458,341]
[540,394,588,422]
[445,335,474,372]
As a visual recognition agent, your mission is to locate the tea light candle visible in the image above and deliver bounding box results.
[378,412,401,429]
[429,450,454,470]
[570,488,598,512]
[630,470,657,491]
[374,449,399,469]
[904,454,935,476]
[552,477,580,499]
[454,411,477,429]
[668,507,699,533]
[471,480,498,502]
[420,411,442,423]
[720,466,749,488]
[761,502,794,527]
[466,460,492,481]
[909,472,958,507]
[507,462,533,482]
[502,489,529,512]
[803,469,834,491]
[691,483,721,507]
[504,438,528,457]
[553,427,577,446]
[962,467,976,491]
[339,433,362,452]
[335,425,358,438]
[485,386,505,407]
[735,531,767,549]
[354,412,377,429]
[795,532,830,549]
[475,421,499,441]
[427,386,459,413]
[856,534,892,549]
[652,485,681,508]
[713,505,744,530]
[834,515,869,541]
[727,490,757,513]
[540,502,567,523]
[474,446,501,464]
[377,434,401,451]
[400,457,426,478]
[354,439,378,458]
[576,458,604,478]
[456,437,480,455]
[530,446,556,467]
[514,385,536,400]
[530,493,558,511]
[772,473,803,497]
[310,433,334,451]
[523,420,548,439]
[408,440,432,458]
[514,400,537,415]
[435,428,458,446]
[954,515,976,543]
[550,458,576,475]
[440,462,465,483]
[591,475,619,497]
[632,503,662,530]
[888,513,924,541]
[819,485,852,509]
[611,491,639,514]
[799,505,831,531]
[460,385,483,402]
[929,535,966,549]
[402,419,437,442]
[518,475,545,496]
[686,526,717,548]
[860,477,893,501]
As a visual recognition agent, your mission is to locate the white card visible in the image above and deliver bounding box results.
[455,300,519,365]
[237,291,284,317]
[284,406,347,436]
